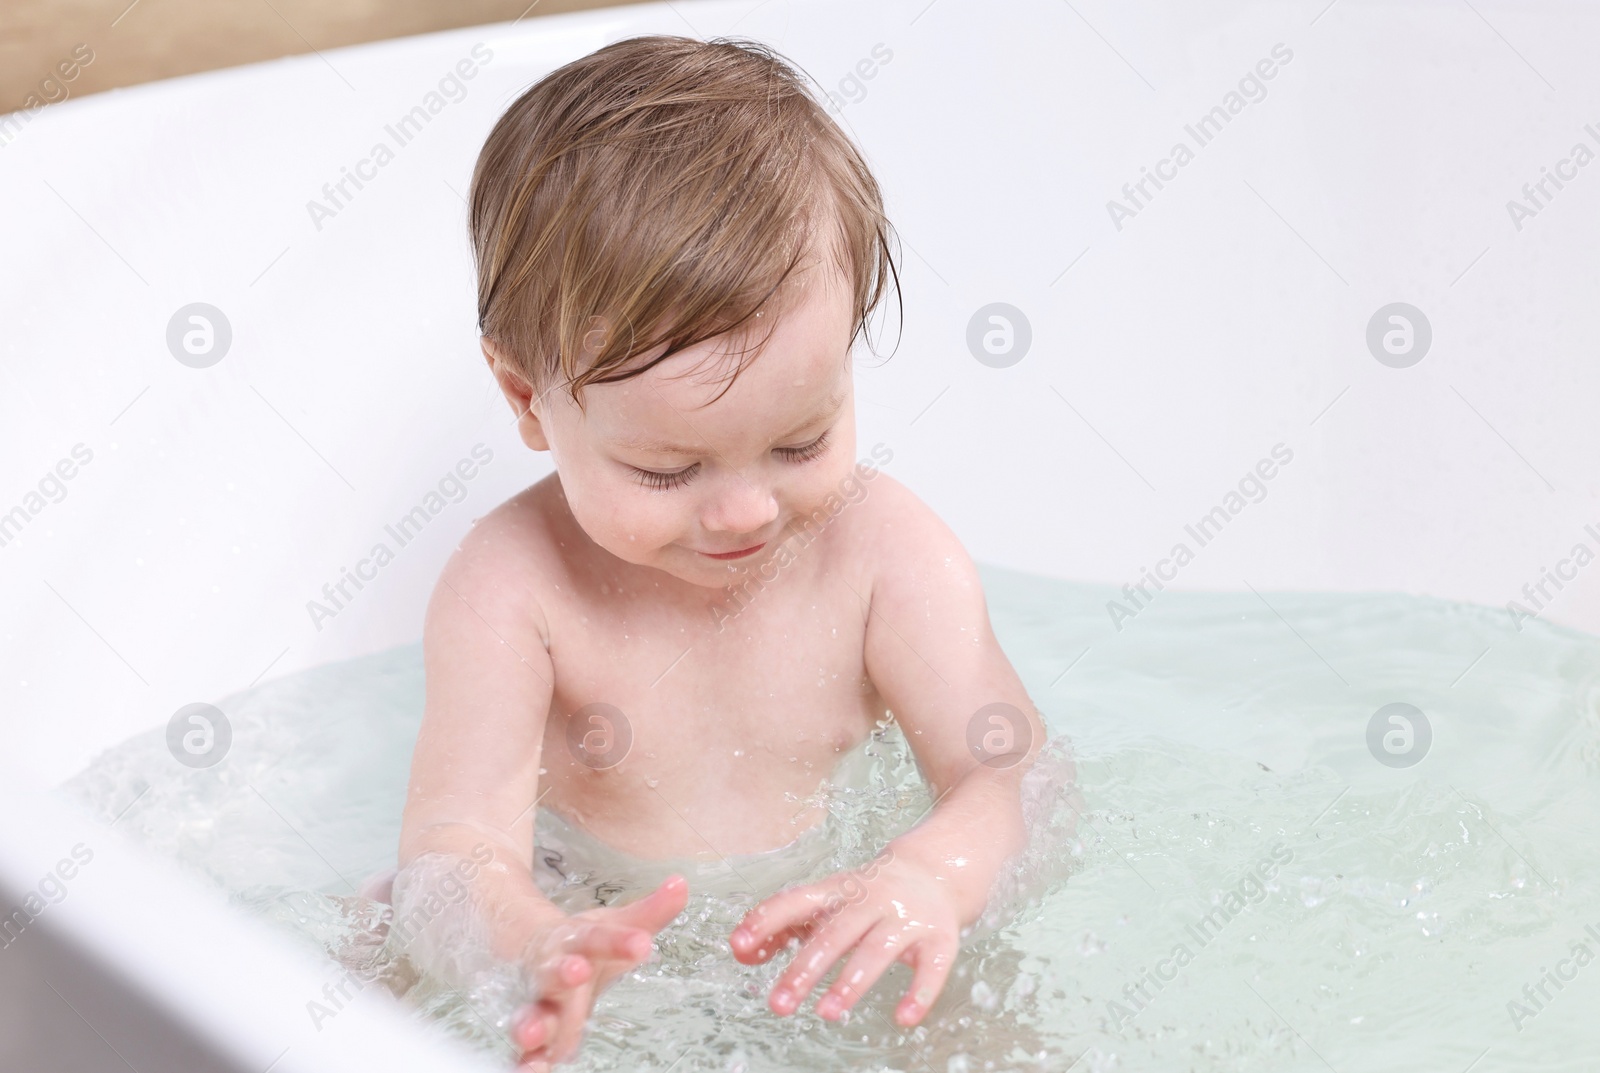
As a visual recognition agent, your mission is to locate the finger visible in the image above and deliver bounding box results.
[730,919,817,964]
[730,885,833,962]
[769,912,878,1016]
[518,1010,563,1068]
[814,922,911,1020]
[536,951,592,997]
[548,978,595,1062]
[518,1033,554,1073]
[561,920,654,964]
[513,1003,558,1051]
[522,952,588,1064]
[894,936,959,1026]
[606,874,689,933]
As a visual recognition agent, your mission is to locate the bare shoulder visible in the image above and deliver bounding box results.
[428,472,566,648]
[841,468,983,596]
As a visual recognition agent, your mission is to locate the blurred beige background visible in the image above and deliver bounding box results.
[1,0,642,112]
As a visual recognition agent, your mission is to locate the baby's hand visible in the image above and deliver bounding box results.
[728,853,961,1026]
[513,874,688,1070]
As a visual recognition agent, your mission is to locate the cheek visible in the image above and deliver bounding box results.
[612,499,684,552]
[567,468,684,554]
[790,444,858,509]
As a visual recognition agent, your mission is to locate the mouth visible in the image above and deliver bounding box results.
[698,542,766,561]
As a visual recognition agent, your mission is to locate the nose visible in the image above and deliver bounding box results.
[700,470,779,538]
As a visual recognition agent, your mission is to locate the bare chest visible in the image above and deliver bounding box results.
[535,567,886,856]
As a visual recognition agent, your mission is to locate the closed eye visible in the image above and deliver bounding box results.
[628,431,833,492]
[776,429,831,464]
[631,463,698,492]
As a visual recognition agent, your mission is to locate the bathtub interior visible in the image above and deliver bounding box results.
[2,0,1600,1069]
[0,772,499,1073]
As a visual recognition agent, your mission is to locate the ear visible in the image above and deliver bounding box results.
[482,336,551,452]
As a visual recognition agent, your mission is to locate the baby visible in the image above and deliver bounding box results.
[396,34,1046,1070]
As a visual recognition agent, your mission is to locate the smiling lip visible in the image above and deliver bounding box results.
[699,543,766,560]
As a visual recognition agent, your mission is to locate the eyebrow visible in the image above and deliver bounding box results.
[610,387,847,456]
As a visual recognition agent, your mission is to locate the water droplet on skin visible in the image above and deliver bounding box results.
[646,778,659,788]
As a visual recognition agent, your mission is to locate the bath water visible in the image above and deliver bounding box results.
[58,565,1600,1072]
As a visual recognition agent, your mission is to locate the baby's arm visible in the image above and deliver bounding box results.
[400,509,564,962]
[730,476,1052,1024]
[398,508,685,1067]
[852,482,1050,922]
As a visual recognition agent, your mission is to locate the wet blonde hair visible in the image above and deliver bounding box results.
[468,34,900,408]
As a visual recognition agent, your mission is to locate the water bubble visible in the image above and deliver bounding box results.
[1299,876,1333,908]
[970,980,998,1012]
[1086,1051,1121,1073]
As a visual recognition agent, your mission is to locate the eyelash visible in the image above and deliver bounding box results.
[631,431,833,492]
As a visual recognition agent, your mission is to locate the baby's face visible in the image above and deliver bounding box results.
[524,258,859,590]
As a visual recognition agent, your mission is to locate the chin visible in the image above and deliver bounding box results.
[675,554,761,589]
[663,545,778,590]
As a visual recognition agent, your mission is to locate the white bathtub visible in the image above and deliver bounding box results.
[3,0,1598,1067]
